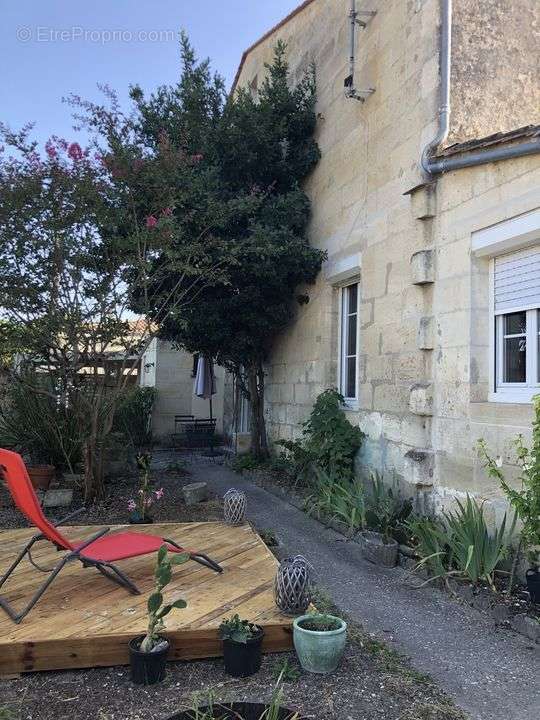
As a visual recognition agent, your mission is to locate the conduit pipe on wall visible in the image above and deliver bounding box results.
[421,0,452,174]
[421,0,540,175]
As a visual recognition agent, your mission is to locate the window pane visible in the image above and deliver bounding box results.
[503,336,526,382]
[347,314,357,355]
[504,312,526,336]
[346,357,356,398]
[347,284,358,313]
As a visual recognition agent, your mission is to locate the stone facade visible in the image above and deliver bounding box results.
[233,0,540,519]
[140,340,224,440]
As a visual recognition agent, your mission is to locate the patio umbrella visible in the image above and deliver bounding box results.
[194,355,216,421]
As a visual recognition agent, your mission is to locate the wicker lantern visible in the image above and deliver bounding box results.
[223,488,247,526]
[274,555,313,616]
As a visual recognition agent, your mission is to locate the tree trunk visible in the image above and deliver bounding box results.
[508,536,523,594]
[247,361,269,460]
[84,436,104,503]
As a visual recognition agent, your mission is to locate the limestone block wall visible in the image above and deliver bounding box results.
[234,0,540,519]
[427,157,540,524]
[237,0,441,447]
[140,340,224,440]
[450,0,540,144]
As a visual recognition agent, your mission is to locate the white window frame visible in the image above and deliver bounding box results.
[339,282,360,407]
[489,258,540,403]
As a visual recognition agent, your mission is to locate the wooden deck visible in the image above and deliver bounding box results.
[0,522,292,675]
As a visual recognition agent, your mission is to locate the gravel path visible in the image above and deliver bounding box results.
[192,461,540,720]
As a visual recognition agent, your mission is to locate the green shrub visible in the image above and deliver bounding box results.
[277,388,364,483]
[113,386,157,451]
[231,452,263,473]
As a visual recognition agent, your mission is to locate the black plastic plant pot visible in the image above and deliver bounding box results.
[166,702,303,720]
[526,568,540,603]
[129,635,169,685]
[222,627,264,678]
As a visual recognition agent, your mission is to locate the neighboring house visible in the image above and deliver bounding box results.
[140,339,225,440]
[232,0,540,521]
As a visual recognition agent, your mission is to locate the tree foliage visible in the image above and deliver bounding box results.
[0,93,223,498]
[121,37,326,456]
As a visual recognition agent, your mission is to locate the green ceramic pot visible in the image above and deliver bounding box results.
[293,614,347,674]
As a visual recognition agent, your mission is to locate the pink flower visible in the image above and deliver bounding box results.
[127,499,136,511]
[45,140,57,159]
[146,215,158,228]
[161,207,172,217]
[190,153,203,164]
[67,142,83,161]
[154,488,164,500]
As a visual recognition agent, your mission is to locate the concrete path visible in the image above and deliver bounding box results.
[189,460,540,720]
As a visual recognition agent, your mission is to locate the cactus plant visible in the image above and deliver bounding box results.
[139,545,189,653]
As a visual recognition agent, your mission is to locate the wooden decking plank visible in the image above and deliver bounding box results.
[0,522,292,673]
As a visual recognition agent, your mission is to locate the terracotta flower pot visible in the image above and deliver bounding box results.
[28,465,55,491]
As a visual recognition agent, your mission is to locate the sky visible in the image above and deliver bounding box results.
[0,0,302,148]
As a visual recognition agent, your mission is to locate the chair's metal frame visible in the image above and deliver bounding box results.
[0,507,222,624]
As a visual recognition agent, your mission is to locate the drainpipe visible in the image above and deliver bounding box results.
[345,0,376,102]
[421,0,452,174]
[422,0,540,175]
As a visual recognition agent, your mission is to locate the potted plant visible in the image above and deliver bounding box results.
[219,614,264,678]
[293,612,347,674]
[128,452,164,524]
[27,463,55,491]
[129,545,189,685]
[359,474,411,567]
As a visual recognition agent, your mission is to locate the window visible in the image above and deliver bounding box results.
[340,283,359,402]
[492,245,540,401]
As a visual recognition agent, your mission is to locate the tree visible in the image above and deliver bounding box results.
[125,39,325,457]
[0,121,223,500]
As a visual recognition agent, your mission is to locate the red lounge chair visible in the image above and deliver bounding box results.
[0,448,222,623]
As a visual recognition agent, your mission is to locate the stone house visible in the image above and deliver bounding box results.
[140,340,225,440]
[232,0,540,521]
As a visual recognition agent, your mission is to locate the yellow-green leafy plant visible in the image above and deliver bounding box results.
[140,545,189,653]
[477,395,540,590]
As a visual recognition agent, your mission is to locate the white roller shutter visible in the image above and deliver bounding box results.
[494,245,540,313]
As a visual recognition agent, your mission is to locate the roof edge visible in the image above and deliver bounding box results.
[230,0,317,94]
[436,124,540,159]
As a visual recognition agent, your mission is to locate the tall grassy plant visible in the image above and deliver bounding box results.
[408,495,512,589]
[445,496,512,588]
[306,466,366,535]
[0,376,83,471]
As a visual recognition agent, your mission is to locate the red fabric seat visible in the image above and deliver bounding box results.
[75,533,187,563]
[0,448,222,624]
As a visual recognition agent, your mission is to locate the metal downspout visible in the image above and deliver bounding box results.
[421,0,452,175]
[421,0,540,174]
